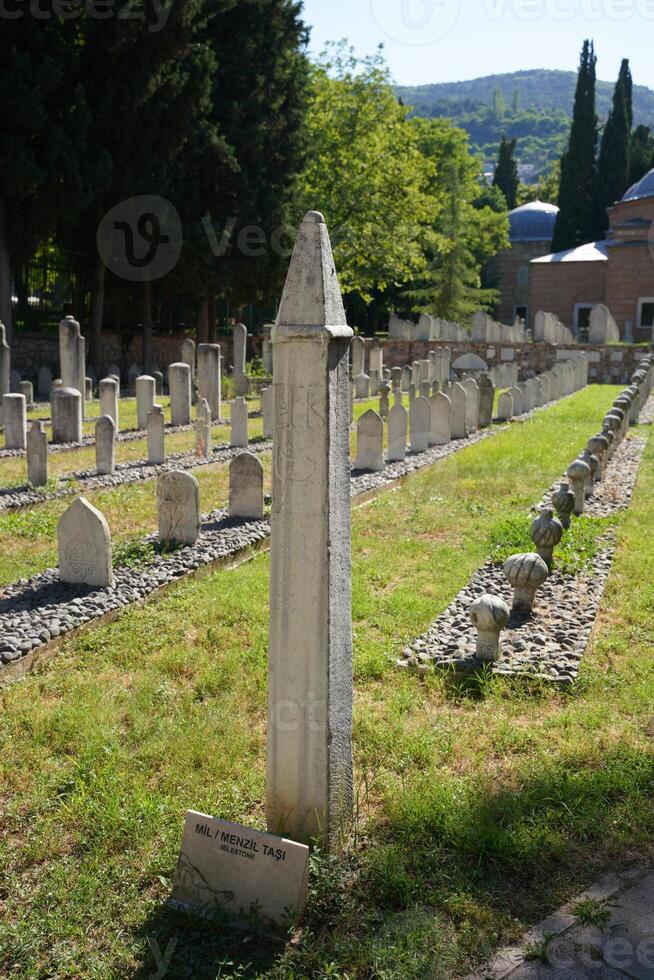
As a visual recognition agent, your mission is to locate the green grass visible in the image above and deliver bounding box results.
[2,385,654,979]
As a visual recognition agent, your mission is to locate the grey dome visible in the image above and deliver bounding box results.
[509,200,559,243]
[621,167,654,203]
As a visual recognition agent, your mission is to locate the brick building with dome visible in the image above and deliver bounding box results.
[530,167,654,342]
[485,200,559,330]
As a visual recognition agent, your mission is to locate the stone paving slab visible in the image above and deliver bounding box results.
[467,868,654,980]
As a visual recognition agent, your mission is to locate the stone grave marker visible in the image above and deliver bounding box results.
[477,375,495,429]
[52,387,82,444]
[229,452,264,520]
[58,496,113,588]
[355,409,384,471]
[147,406,166,465]
[496,391,513,421]
[350,336,366,377]
[410,395,430,453]
[20,380,34,408]
[387,402,407,462]
[231,396,249,448]
[354,373,369,399]
[261,386,273,439]
[449,382,468,440]
[157,470,200,546]
[3,393,26,449]
[195,398,212,458]
[136,375,156,430]
[99,378,119,427]
[59,315,85,399]
[429,391,451,446]
[26,420,48,486]
[96,415,116,476]
[197,344,222,421]
[169,362,192,426]
[233,323,249,396]
[170,811,309,929]
[462,377,480,433]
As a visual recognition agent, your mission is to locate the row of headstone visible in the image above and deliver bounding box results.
[388,313,470,342]
[495,356,589,421]
[588,304,620,345]
[351,347,452,401]
[55,449,267,589]
[471,311,527,344]
[355,374,496,470]
[533,311,575,346]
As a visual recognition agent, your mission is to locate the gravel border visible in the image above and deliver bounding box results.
[396,409,652,684]
[0,421,196,459]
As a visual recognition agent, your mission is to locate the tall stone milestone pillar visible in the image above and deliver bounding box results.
[266,211,353,851]
[59,316,86,401]
[0,321,10,425]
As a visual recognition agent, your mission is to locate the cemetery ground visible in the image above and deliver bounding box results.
[2,385,654,978]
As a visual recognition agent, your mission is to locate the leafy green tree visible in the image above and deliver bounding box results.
[493,136,519,209]
[0,18,87,341]
[402,119,508,321]
[630,125,654,185]
[552,40,598,252]
[297,44,432,307]
[596,59,633,236]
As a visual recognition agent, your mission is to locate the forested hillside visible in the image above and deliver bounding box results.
[396,69,654,175]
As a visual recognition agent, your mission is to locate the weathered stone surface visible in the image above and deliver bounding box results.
[567,458,591,515]
[157,470,200,546]
[59,316,85,399]
[261,386,273,439]
[387,402,407,462]
[449,382,468,439]
[477,375,495,429]
[95,415,116,476]
[469,594,510,662]
[197,344,222,421]
[229,451,264,519]
[350,336,366,377]
[181,337,196,377]
[462,378,480,433]
[410,396,431,453]
[147,406,166,465]
[169,362,192,426]
[378,382,391,418]
[508,385,523,415]
[552,481,575,529]
[430,391,451,446]
[195,398,212,458]
[20,380,34,408]
[3,393,26,449]
[26,420,48,486]
[267,210,353,850]
[354,373,370,399]
[136,375,156,430]
[504,553,549,616]
[233,323,249,396]
[531,507,563,570]
[99,378,119,428]
[153,370,164,396]
[52,387,82,444]
[230,396,249,448]
[496,390,513,421]
[355,409,384,471]
[58,496,113,588]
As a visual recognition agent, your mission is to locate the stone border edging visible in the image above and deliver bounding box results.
[397,414,651,683]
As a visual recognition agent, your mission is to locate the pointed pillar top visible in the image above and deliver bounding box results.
[275,212,352,340]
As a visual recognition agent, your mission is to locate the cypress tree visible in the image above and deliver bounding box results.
[552,40,598,253]
[630,125,654,186]
[493,136,519,210]
[596,59,633,237]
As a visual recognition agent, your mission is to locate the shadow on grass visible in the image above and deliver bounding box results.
[127,748,654,978]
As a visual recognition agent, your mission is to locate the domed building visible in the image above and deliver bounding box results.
[485,201,559,329]
[530,168,654,341]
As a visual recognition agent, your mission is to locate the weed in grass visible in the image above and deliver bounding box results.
[0,507,59,538]
[488,514,616,576]
[524,934,554,962]
[571,896,613,927]
[112,537,159,569]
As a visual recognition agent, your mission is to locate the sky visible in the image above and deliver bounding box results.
[301,0,654,90]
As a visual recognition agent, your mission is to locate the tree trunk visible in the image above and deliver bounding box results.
[208,281,216,343]
[0,199,14,344]
[89,254,106,374]
[197,286,209,344]
[142,280,153,371]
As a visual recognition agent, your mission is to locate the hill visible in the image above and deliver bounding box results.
[396,70,654,178]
